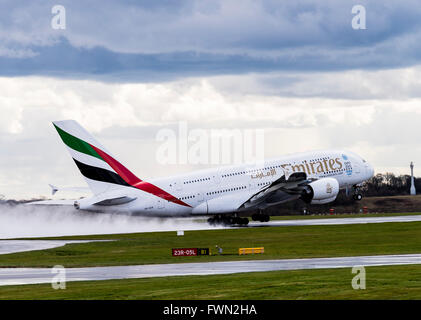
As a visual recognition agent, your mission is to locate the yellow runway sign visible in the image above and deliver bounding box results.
[239,247,264,255]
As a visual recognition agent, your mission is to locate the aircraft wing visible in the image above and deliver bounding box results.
[238,172,313,210]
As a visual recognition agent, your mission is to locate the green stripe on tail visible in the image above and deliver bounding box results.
[53,124,103,161]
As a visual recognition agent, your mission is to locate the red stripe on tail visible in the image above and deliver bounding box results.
[90,144,191,208]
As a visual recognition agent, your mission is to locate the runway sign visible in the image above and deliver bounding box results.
[239,247,264,255]
[172,248,210,256]
[197,248,210,255]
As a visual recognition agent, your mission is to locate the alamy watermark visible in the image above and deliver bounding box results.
[51,5,66,30]
[351,266,366,290]
[351,4,366,30]
[51,265,66,290]
[155,122,265,166]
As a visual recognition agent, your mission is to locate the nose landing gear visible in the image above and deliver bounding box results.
[353,193,363,201]
[352,185,363,201]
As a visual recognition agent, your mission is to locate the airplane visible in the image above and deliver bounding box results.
[34,120,374,225]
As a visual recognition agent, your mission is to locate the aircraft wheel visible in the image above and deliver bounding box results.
[256,214,269,222]
[233,217,243,225]
[221,216,234,225]
[241,218,249,225]
[225,217,249,226]
[257,214,269,222]
[207,217,216,225]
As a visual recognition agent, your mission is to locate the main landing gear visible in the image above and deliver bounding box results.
[251,211,270,222]
[207,215,249,226]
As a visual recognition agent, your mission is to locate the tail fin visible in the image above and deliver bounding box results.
[49,184,58,195]
[52,120,142,196]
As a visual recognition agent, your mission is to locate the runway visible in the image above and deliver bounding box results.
[1,253,421,286]
[2,215,421,255]
[2,199,421,239]
[249,214,421,227]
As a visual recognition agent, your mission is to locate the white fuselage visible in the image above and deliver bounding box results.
[87,149,374,216]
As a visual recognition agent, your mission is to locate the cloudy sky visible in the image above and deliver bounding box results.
[1,0,421,199]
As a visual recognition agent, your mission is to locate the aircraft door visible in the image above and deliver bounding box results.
[212,172,221,185]
[196,192,204,203]
[170,179,183,191]
[354,163,361,174]
[249,182,257,192]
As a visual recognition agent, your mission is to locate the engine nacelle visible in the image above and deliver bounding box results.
[301,178,339,204]
[310,196,338,205]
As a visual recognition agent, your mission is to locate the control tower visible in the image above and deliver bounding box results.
[410,162,416,195]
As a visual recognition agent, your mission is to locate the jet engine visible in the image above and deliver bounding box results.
[301,178,339,205]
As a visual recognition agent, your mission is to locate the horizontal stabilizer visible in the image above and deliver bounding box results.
[48,184,90,195]
[74,195,137,210]
[27,199,76,206]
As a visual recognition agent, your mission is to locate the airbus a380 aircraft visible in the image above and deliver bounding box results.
[38,120,374,225]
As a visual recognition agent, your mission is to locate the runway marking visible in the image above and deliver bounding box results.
[1,253,421,286]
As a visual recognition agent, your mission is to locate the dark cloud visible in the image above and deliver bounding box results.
[0,1,421,80]
[1,36,421,82]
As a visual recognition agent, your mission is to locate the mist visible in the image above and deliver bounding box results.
[0,202,224,239]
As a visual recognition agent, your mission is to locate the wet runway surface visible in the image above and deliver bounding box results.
[0,240,96,255]
[2,201,421,239]
[249,215,421,227]
[1,253,421,286]
[2,215,421,255]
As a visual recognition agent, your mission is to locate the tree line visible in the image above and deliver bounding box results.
[361,173,419,197]
[266,172,419,215]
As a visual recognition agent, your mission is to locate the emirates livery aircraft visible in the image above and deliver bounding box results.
[37,120,374,225]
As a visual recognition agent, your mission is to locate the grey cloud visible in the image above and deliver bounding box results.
[1,1,421,79]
